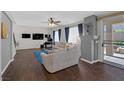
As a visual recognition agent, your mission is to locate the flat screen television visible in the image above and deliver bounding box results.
[22,34,31,38]
[33,33,44,40]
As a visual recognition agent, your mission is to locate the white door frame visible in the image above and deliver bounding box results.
[97,19,104,62]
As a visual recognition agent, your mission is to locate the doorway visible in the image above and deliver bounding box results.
[102,14,124,68]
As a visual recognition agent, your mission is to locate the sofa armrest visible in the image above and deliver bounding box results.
[42,54,53,63]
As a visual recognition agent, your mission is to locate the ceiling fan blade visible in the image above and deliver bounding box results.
[42,18,61,27]
[54,23,59,25]
[54,21,61,23]
[42,22,48,23]
[48,19,51,22]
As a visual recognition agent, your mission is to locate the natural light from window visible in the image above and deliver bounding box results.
[68,26,80,44]
[55,31,59,42]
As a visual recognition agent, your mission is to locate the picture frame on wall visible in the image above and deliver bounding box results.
[1,22,8,39]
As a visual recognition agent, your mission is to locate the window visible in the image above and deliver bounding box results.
[68,26,80,44]
[112,23,124,45]
[112,23,124,32]
[55,31,59,42]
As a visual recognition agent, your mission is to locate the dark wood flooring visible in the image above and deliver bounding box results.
[2,49,124,81]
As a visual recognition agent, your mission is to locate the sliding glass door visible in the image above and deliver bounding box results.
[104,23,124,59]
[102,14,124,67]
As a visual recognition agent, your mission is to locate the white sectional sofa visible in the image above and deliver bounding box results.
[42,43,81,73]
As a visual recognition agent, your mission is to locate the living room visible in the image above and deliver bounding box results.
[0,11,124,81]
[1,0,124,93]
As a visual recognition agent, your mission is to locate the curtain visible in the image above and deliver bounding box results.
[65,27,69,43]
[58,29,61,41]
[53,31,55,41]
[78,23,83,37]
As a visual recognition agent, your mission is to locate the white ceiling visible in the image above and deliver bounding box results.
[7,11,116,28]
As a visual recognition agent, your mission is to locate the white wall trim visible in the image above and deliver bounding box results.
[1,58,14,77]
[98,59,103,63]
[97,20,104,62]
[80,58,99,64]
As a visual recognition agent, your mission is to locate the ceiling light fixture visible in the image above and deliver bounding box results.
[43,18,61,27]
[48,22,56,27]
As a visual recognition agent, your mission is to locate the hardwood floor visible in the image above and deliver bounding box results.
[2,49,124,81]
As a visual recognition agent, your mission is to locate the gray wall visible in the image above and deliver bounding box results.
[81,35,92,61]
[81,15,98,61]
[1,12,13,71]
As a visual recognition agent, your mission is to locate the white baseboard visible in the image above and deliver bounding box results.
[80,58,99,64]
[1,58,14,76]
[98,60,103,63]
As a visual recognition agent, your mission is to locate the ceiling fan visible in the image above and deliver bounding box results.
[43,18,61,27]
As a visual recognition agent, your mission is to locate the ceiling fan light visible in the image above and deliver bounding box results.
[48,23,56,27]
[48,23,51,26]
[52,23,55,26]
[46,18,59,27]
